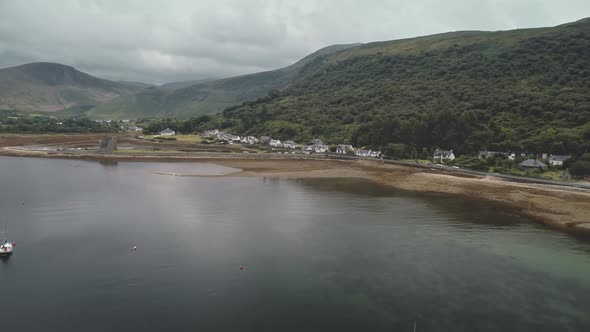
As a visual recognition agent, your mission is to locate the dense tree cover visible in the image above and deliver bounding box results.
[0,112,118,133]
[208,19,590,158]
[140,115,211,135]
[570,153,590,176]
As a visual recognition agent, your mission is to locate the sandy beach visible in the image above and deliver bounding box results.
[211,159,590,235]
[2,133,590,236]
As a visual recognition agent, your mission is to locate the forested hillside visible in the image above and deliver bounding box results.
[215,18,590,157]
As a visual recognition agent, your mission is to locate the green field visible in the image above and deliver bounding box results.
[144,134,203,143]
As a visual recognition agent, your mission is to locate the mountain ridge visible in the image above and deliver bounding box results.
[86,43,362,119]
[0,62,148,112]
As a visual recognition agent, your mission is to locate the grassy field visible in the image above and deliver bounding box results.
[114,149,186,154]
[491,167,568,181]
[401,159,432,164]
[174,135,203,143]
[145,134,203,143]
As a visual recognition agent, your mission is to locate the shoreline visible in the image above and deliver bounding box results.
[2,145,590,236]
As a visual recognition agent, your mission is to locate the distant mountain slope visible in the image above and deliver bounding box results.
[0,62,147,112]
[159,79,214,90]
[118,81,155,89]
[216,18,590,156]
[87,43,361,119]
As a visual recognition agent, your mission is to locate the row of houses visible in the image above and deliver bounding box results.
[202,129,260,145]
[270,138,382,157]
[518,156,571,169]
[151,129,572,167]
[478,150,571,167]
[201,129,383,157]
[123,126,143,132]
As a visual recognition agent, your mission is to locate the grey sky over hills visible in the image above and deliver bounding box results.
[0,0,588,84]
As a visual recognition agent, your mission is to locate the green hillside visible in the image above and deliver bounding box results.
[214,18,590,157]
[87,44,361,119]
[0,62,147,112]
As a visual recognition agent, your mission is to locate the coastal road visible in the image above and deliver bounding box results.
[379,159,590,190]
[314,153,590,190]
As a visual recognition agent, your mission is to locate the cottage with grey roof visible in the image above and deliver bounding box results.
[548,155,570,166]
[283,141,300,149]
[158,128,175,136]
[519,159,547,169]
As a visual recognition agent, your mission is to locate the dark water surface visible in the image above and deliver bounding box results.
[1,157,589,331]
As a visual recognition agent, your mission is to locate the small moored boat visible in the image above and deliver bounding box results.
[0,240,13,257]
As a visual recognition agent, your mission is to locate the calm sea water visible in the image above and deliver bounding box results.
[1,157,589,332]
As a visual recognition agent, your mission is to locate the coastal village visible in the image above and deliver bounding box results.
[200,128,383,158]
[148,128,575,178]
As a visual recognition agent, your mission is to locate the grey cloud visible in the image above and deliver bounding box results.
[0,0,588,84]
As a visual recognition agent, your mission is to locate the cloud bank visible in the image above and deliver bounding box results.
[0,0,588,84]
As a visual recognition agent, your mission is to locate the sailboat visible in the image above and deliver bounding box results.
[0,223,14,257]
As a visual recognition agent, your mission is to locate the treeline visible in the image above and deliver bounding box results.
[0,112,117,133]
[140,115,212,134]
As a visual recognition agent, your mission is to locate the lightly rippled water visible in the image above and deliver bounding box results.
[1,157,589,332]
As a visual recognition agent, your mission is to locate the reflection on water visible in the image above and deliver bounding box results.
[99,159,118,167]
[0,157,589,332]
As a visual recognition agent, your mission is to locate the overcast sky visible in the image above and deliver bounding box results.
[0,0,588,84]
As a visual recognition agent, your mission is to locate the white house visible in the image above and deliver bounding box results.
[226,134,241,142]
[368,150,382,158]
[356,149,381,158]
[548,155,570,166]
[126,126,142,132]
[158,128,175,136]
[508,153,516,160]
[241,136,260,145]
[303,145,314,151]
[433,148,455,162]
[336,144,355,154]
[202,129,221,138]
[356,149,370,157]
[313,144,330,153]
[283,141,300,149]
[270,139,283,147]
